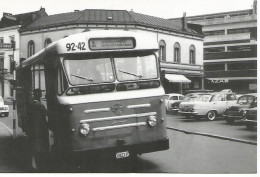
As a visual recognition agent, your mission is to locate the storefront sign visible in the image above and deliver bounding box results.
[0,43,12,49]
[210,79,229,84]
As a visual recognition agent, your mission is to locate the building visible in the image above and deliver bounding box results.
[19,9,204,94]
[184,0,257,94]
[0,8,47,98]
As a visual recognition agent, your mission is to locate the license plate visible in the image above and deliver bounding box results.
[116,151,129,159]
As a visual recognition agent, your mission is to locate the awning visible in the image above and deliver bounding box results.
[165,74,191,83]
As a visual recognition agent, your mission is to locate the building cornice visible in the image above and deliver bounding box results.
[20,24,204,41]
[0,25,21,32]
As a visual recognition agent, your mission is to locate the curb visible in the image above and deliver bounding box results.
[167,126,257,145]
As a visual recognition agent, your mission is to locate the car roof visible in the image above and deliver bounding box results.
[166,93,184,96]
[239,93,257,97]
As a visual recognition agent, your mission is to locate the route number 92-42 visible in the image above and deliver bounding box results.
[66,42,86,51]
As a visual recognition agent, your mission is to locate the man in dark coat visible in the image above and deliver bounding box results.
[30,89,49,171]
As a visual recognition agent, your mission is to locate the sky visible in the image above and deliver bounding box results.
[0,0,254,19]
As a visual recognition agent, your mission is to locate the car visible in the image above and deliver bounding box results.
[0,97,9,117]
[178,93,208,118]
[241,106,257,129]
[223,93,257,124]
[165,93,184,113]
[179,90,237,121]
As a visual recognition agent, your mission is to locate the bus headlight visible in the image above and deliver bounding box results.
[79,124,90,136]
[147,115,157,127]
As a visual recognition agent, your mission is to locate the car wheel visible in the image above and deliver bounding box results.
[207,111,216,121]
[226,117,234,124]
[4,113,9,117]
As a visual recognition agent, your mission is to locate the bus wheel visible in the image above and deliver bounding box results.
[207,111,216,121]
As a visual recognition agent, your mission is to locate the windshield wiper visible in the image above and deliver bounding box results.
[71,74,94,82]
[118,70,143,79]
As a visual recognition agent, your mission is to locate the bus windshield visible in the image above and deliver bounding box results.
[64,54,158,86]
[64,58,114,85]
[114,55,158,81]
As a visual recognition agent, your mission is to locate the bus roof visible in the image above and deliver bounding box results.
[19,30,159,68]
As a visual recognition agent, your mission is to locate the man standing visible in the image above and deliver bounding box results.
[30,89,49,171]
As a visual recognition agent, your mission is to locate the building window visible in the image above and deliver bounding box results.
[227,28,251,34]
[189,45,196,64]
[193,80,200,89]
[174,42,181,63]
[9,36,14,42]
[204,47,225,53]
[159,40,166,61]
[9,55,13,71]
[204,30,225,36]
[44,38,52,47]
[227,45,251,52]
[0,37,3,44]
[28,40,35,57]
[204,63,225,71]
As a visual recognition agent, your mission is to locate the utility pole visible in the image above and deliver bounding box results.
[11,40,16,139]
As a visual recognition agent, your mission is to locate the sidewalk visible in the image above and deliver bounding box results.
[0,122,16,172]
[0,122,30,172]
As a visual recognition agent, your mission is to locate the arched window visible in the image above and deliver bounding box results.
[174,42,181,63]
[189,45,196,64]
[44,38,52,47]
[28,40,35,57]
[159,40,166,61]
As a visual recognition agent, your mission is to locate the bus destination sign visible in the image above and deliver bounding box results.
[89,38,135,50]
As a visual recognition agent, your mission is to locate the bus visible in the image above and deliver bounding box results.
[16,30,169,169]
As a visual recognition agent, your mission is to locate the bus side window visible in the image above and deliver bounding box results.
[57,65,68,95]
[31,64,47,105]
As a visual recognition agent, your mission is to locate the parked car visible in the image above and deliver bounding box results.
[165,93,184,113]
[178,93,208,118]
[223,93,257,124]
[0,96,9,117]
[241,106,257,129]
[179,90,237,121]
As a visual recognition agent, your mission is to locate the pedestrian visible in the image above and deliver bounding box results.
[30,89,49,171]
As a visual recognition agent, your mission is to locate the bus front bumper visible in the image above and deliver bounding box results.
[71,138,169,159]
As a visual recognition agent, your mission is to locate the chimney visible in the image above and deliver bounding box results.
[182,12,187,31]
[3,12,13,16]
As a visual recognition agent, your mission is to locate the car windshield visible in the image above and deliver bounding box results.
[114,55,158,81]
[183,94,203,102]
[238,95,255,104]
[64,58,114,85]
[198,94,212,102]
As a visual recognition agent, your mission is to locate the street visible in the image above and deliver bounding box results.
[0,107,257,173]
